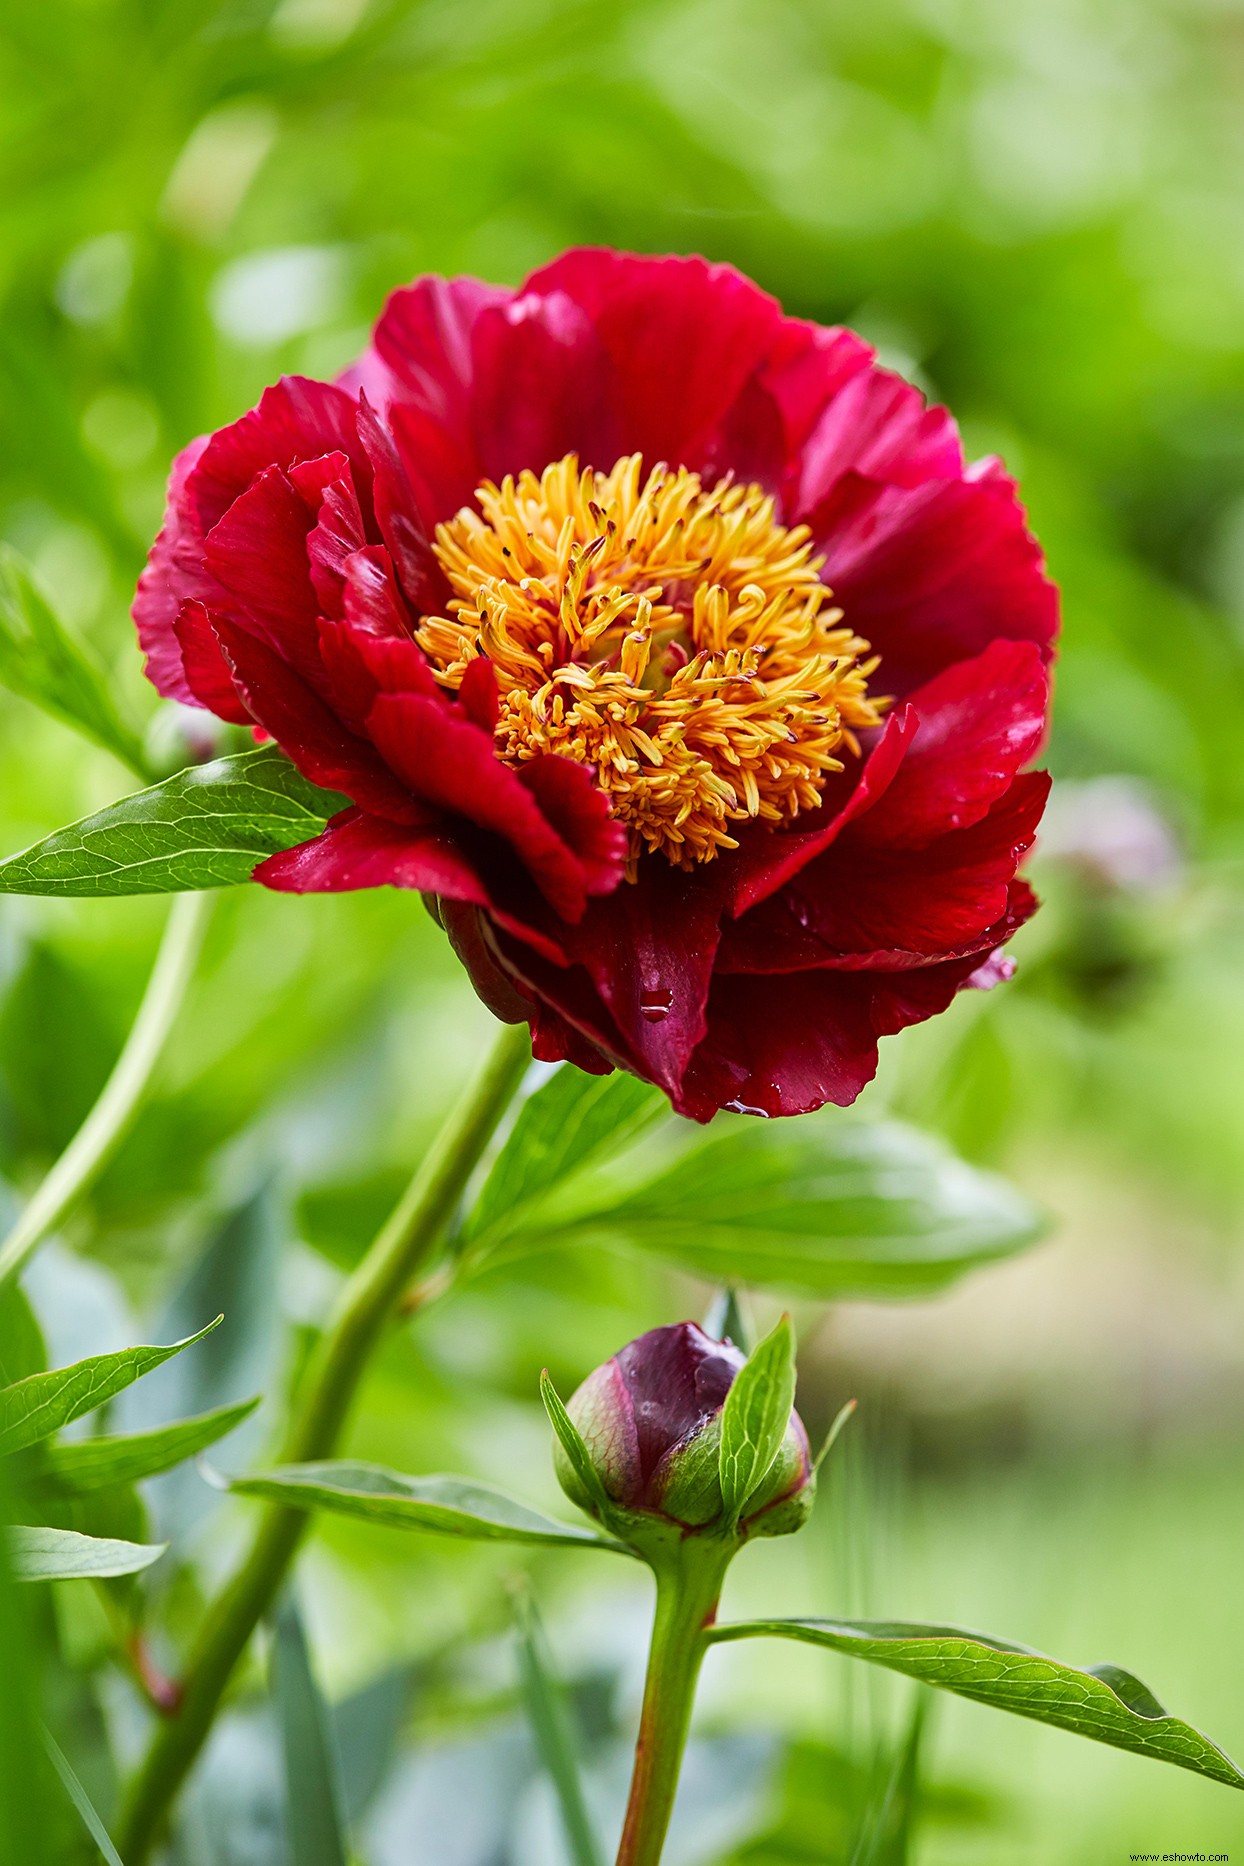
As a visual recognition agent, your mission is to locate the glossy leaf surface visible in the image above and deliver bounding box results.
[227,1459,626,1551]
[709,1618,1244,1791]
[0,747,342,896]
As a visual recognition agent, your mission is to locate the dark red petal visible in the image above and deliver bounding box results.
[340,545,414,639]
[813,458,1059,699]
[718,774,1049,973]
[487,917,642,1075]
[173,602,252,724]
[550,857,729,1096]
[256,804,486,895]
[369,274,508,520]
[135,435,213,703]
[855,639,1051,850]
[354,395,449,613]
[792,363,962,518]
[458,656,499,731]
[440,899,540,1025]
[316,615,441,732]
[202,465,327,691]
[522,248,783,466]
[614,1323,744,1485]
[677,972,886,1119]
[290,457,367,617]
[470,290,615,482]
[213,618,417,820]
[760,320,875,464]
[725,706,919,917]
[515,756,626,898]
[365,692,601,920]
[191,377,372,540]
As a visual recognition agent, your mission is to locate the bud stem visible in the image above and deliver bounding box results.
[616,1541,734,1866]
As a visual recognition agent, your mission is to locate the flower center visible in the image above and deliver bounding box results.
[417,453,886,869]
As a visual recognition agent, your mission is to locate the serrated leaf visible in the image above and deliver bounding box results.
[0,545,149,777]
[0,746,344,896]
[34,1396,259,1493]
[9,1524,166,1580]
[225,1459,627,1551]
[709,1618,1244,1792]
[272,1597,348,1866]
[540,1371,612,1517]
[463,1069,665,1252]
[555,1120,1044,1298]
[0,1317,222,1457]
[718,1314,796,1526]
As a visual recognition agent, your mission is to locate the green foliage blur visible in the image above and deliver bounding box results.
[4,0,1244,1860]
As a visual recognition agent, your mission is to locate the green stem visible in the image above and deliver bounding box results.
[615,1542,733,1866]
[115,1019,532,1865]
[0,892,209,1293]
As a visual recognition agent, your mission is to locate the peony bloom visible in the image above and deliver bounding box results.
[133,248,1057,1118]
[554,1321,813,1542]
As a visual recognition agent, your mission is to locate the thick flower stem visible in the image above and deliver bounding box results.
[616,1541,733,1866]
[115,1020,532,1865]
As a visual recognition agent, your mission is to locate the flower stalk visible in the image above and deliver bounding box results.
[115,1018,532,1864]
[615,1540,733,1866]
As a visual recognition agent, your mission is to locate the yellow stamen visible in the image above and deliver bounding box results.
[417,454,887,870]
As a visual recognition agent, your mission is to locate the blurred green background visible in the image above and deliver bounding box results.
[5,0,1244,1859]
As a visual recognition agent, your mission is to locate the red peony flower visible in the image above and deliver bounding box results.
[133,248,1057,1119]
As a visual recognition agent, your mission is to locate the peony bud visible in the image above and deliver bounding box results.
[552,1321,814,1547]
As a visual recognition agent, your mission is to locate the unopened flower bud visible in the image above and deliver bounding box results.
[553,1321,814,1546]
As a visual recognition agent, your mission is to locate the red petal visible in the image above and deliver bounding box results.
[256,804,484,895]
[470,290,615,482]
[365,692,607,920]
[203,465,325,690]
[855,639,1050,849]
[551,858,729,1096]
[522,248,783,467]
[355,395,449,612]
[515,756,626,897]
[458,656,499,731]
[213,619,416,820]
[718,776,1048,973]
[812,458,1059,699]
[341,545,414,639]
[725,706,919,917]
[677,971,885,1119]
[792,363,962,517]
[173,601,252,724]
[289,456,367,617]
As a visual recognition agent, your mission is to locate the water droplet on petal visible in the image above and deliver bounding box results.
[639,988,673,1022]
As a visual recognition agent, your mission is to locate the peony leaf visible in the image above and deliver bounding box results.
[708,1618,1244,1792]
[717,1313,797,1528]
[271,1596,349,1866]
[9,1524,166,1580]
[40,1726,126,1866]
[225,1458,629,1552]
[0,545,150,778]
[0,1317,222,1457]
[32,1395,259,1493]
[462,1067,665,1255]
[0,745,344,895]
[552,1119,1044,1299]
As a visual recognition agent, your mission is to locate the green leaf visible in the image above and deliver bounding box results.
[557,1120,1044,1298]
[0,1282,46,1386]
[539,1371,613,1517]
[717,1314,796,1527]
[271,1597,349,1866]
[40,1726,125,1866]
[0,1317,222,1457]
[462,1068,665,1253]
[0,545,149,778]
[708,1618,1244,1793]
[225,1459,627,1551]
[34,1396,259,1493]
[0,747,344,897]
[9,1524,166,1580]
[513,1582,604,1866]
[0,1467,55,1866]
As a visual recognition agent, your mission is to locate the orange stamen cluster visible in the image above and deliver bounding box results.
[417,453,886,870]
